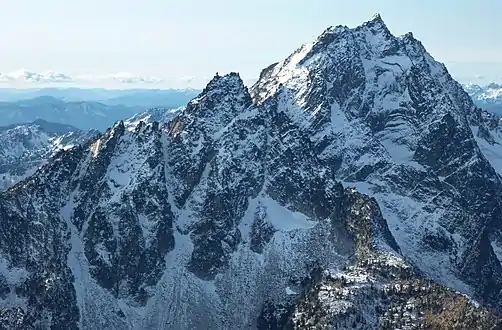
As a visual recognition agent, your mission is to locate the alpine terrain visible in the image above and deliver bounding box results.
[1,14,502,329]
[0,120,98,191]
[123,107,185,130]
[464,83,502,116]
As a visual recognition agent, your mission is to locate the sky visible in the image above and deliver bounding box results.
[0,0,501,88]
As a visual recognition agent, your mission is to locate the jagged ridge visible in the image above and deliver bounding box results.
[0,120,98,191]
[1,14,502,330]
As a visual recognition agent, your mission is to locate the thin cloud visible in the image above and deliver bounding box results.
[0,70,165,85]
[0,70,254,89]
[77,72,164,84]
[0,70,73,83]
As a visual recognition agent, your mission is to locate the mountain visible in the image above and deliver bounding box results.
[100,90,200,108]
[123,106,185,130]
[1,14,502,329]
[251,13,502,313]
[464,83,502,115]
[0,119,98,191]
[0,97,143,131]
[0,88,201,109]
[0,104,186,192]
[0,91,200,131]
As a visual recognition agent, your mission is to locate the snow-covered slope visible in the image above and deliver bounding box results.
[0,15,501,329]
[124,106,184,131]
[252,13,502,309]
[0,119,98,190]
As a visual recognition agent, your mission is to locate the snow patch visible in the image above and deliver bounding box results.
[285,287,297,295]
[90,138,102,158]
[263,197,316,231]
[472,125,502,176]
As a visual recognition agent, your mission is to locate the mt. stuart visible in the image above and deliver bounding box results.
[1,14,502,329]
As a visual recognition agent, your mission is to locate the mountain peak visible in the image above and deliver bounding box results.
[203,72,245,93]
[370,13,383,22]
[404,31,414,38]
[251,14,402,104]
[176,72,252,136]
[192,72,251,109]
[359,13,391,37]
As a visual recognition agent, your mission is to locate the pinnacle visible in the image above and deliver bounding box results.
[188,71,251,113]
[363,13,389,31]
[371,13,383,22]
[203,72,244,92]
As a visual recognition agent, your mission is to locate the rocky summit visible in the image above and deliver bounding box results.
[1,15,502,329]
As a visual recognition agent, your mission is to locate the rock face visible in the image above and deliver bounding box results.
[1,15,502,329]
[268,265,502,329]
[251,13,502,309]
[0,119,98,191]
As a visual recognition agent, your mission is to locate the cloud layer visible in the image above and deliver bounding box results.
[0,69,258,89]
[0,69,163,85]
[0,70,73,83]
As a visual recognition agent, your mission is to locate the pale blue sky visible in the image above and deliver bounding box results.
[0,0,501,87]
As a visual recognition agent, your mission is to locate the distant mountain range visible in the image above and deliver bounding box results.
[0,96,141,131]
[0,87,200,108]
[463,83,502,115]
[0,88,198,131]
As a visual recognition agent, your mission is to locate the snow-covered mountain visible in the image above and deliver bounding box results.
[124,106,185,130]
[0,106,184,191]
[0,119,98,191]
[464,82,502,115]
[251,13,502,310]
[0,14,502,329]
